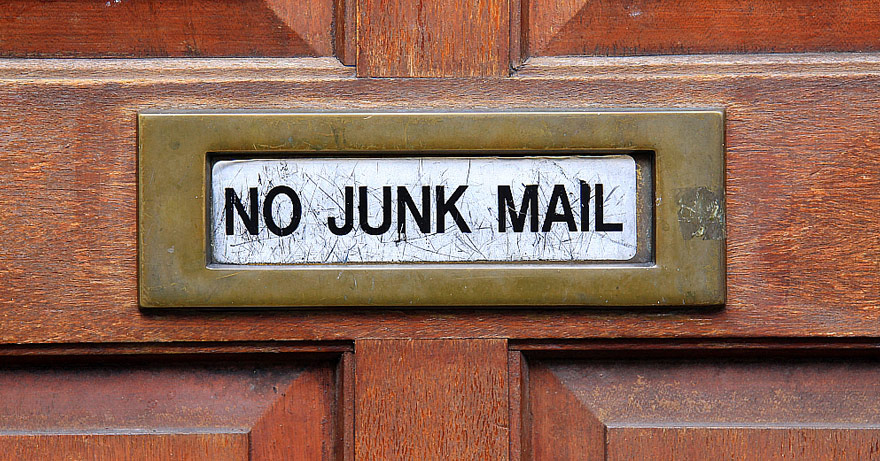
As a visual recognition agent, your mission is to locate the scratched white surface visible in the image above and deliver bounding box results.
[211,156,637,264]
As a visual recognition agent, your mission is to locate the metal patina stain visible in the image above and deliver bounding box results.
[677,187,725,240]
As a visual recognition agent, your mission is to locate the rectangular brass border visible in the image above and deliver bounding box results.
[138,111,725,308]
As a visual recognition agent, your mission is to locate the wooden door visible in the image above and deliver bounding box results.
[1,1,878,459]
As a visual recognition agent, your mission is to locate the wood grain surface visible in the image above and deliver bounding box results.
[508,351,527,461]
[527,0,880,57]
[357,0,509,76]
[355,339,509,459]
[0,341,351,358]
[607,428,880,460]
[0,357,339,460]
[249,361,338,460]
[0,0,333,57]
[527,358,605,460]
[336,352,356,461]
[526,357,880,460]
[0,54,877,342]
[0,434,248,461]
[335,0,357,66]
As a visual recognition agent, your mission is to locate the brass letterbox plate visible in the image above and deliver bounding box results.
[138,111,725,308]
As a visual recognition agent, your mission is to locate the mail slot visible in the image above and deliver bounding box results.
[138,111,725,307]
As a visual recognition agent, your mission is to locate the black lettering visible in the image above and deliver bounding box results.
[359,186,392,235]
[579,181,590,232]
[397,186,431,234]
[542,184,577,232]
[436,185,471,233]
[225,187,259,235]
[262,186,302,236]
[497,185,539,232]
[327,186,355,236]
[594,183,623,232]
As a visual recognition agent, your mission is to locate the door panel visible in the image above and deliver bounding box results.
[526,0,880,57]
[525,356,880,460]
[0,356,341,460]
[0,0,333,57]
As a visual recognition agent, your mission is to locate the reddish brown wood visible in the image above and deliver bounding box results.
[334,0,357,65]
[357,0,509,76]
[336,352,355,461]
[0,55,877,342]
[528,0,880,57]
[1,434,248,461]
[607,428,880,460]
[250,362,337,460]
[528,360,605,460]
[510,339,880,358]
[0,0,333,57]
[0,358,339,459]
[526,357,880,459]
[0,341,351,357]
[355,339,509,459]
[509,0,524,69]
[508,351,527,461]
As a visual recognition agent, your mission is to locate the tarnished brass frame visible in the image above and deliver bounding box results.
[138,111,725,308]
